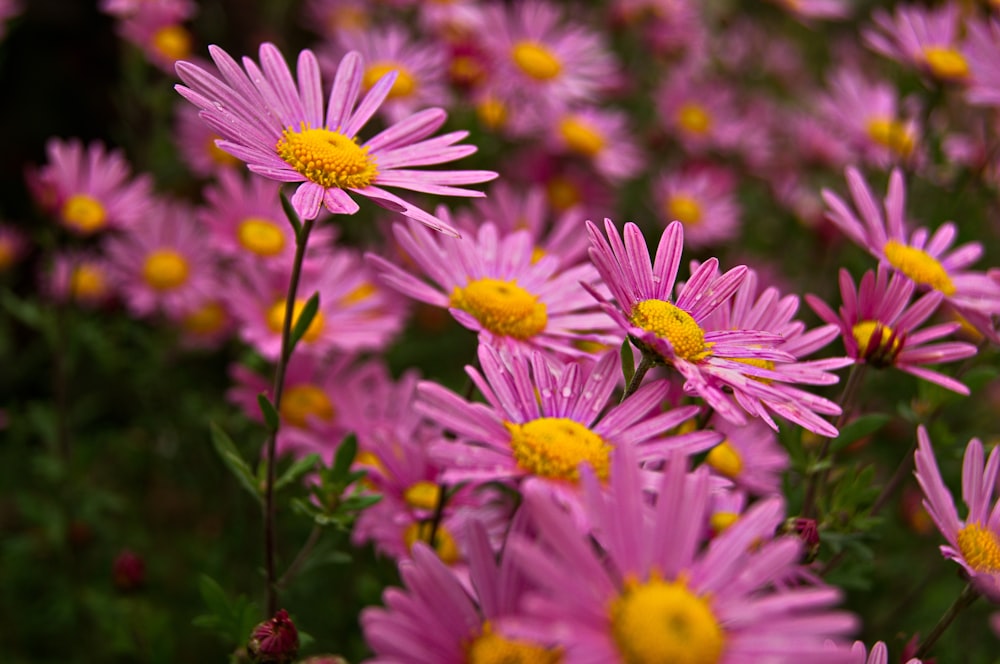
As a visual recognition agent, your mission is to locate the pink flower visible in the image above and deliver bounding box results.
[652,165,741,249]
[545,106,644,182]
[964,18,1000,109]
[864,3,970,84]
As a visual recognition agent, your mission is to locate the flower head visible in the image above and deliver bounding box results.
[248,609,299,664]
[864,3,970,84]
[653,165,741,249]
[964,17,1000,109]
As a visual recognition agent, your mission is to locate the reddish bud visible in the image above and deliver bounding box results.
[112,549,145,592]
[247,609,299,664]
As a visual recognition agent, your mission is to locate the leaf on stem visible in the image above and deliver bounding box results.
[257,393,280,432]
[209,423,263,504]
[289,292,320,352]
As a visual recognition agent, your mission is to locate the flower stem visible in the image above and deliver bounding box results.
[264,216,314,616]
[914,583,979,660]
[620,352,656,403]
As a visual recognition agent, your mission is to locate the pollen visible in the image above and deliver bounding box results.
[275,125,378,190]
[404,521,460,565]
[364,61,417,100]
[279,383,335,429]
[559,116,605,157]
[866,117,916,157]
[957,522,1000,573]
[630,299,711,362]
[450,278,548,340]
[238,217,286,257]
[61,194,107,234]
[69,264,108,301]
[883,240,956,295]
[709,512,739,535]
[922,46,970,82]
[466,622,562,664]
[511,41,562,81]
[181,301,227,336]
[266,298,326,343]
[666,194,703,226]
[610,572,724,664]
[705,441,743,479]
[152,24,192,62]
[403,481,441,511]
[142,249,190,291]
[506,417,611,483]
[852,320,902,368]
[676,104,712,136]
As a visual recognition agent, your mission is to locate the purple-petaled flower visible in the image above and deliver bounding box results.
[416,345,719,511]
[864,3,970,84]
[655,65,742,156]
[45,250,115,308]
[546,106,644,182]
[504,446,858,662]
[807,265,977,395]
[964,18,1000,109]
[174,104,241,176]
[652,165,741,250]
[844,640,922,664]
[915,425,1000,603]
[822,166,1000,316]
[248,609,299,664]
[368,218,618,358]
[705,417,790,496]
[175,43,496,232]
[117,4,194,74]
[587,218,802,426]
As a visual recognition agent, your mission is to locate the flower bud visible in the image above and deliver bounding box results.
[247,609,299,664]
[112,549,145,592]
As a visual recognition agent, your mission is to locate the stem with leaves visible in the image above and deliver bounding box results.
[914,583,979,660]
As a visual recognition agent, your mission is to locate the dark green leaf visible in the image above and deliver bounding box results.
[209,423,263,504]
[620,339,635,385]
[331,434,358,481]
[289,292,320,351]
[831,413,890,454]
[280,188,302,235]
[275,453,320,491]
[257,393,280,432]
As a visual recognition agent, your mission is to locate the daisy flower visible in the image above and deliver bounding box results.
[27,138,154,236]
[546,106,644,182]
[864,3,970,84]
[822,166,1000,316]
[175,43,496,232]
[174,293,235,350]
[504,446,858,663]
[806,264,978,395]
[652,165,741,249]
[655,65,742,156]
[173,103,241,177]
[963,17,1000,109]
[915,425,1000,602]
[367,218,619,358]
[705,417,790,496]
[587,219,800,426]
[117,4,194,74]
[44,251,115,307]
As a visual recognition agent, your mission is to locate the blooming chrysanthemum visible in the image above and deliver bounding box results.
[806,265,977,394]
[175,43,496,231]
[368,218,618,358]
[417,345,720,513]
[173,103,241,177]
[822,166,1000,316]
[864,3,970,84]
[963,17,1000,109]
[300,0,371,39]
[652,166,741,249]
[610,0,706,60]
[588,219,806,426]
[655,65,743,155]
[28,138,154,236]
[117,4,194,73]
[504,446,858,663]
[44,251,115,307]
[173,292,234,350]
[546,106,644,182]
[915,425,1000,602]
[705,417,790,496]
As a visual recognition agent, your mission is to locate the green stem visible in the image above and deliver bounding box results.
[914,583,980,660]
[620,352,656,403]
[276,524,322,591]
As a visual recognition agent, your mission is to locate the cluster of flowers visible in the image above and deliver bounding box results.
[3,0,1000,661]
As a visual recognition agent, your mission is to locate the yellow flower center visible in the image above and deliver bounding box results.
[69,264,108,300]
[705,441,743,479]
[181,301,227,335]
[206,135,239,166]
[511,41,562,80]
[709,512,739,534]
[559,116,605,157]
[676,104,712,136]
[922,46,970,81]
[341,281,376,305]
[449,278,548,340]
[866,117,916,157]
[280,383,335,428]
[61,194,107,234]
[403,481,441,511]
[152,24,192,62]
[363,61,418,100]
[506,417,611,483]
[730,356,775,383]
[466,622,562,664]
[476,96,507,130]
[545,176,581,212]
[266,299,326,343]
[610,574,724,664]
[883,240,956,295]
[957,522,1000,573]
[851,320,902,367]
[404,521,460,565]
[630,299,711,362]
[666,195,702,226]
[275,125,378,189]
[142,249,190,291]
[238,217,286,257]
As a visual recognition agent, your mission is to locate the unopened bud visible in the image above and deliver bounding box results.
[782,517,820,563]
[247,609,299,664]
[112,549,145,592]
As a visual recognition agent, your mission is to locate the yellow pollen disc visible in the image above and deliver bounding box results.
[206,136,239,166]
[152,24,192,62]
[142,249,190,291]
[630,299,710,362]
[61,194,107,234]
[852,320,902,366]
[922,46,970,81]
[866,117,916,157]
[710,512,739,534]
[546,176,581,212]
[511,41,562,80]
[69,264,108,300]
[404,521,460,565]
[573,339,611,354]
[451,55,486,87]
[280,383,335,428]
[559,116,605,157]
[181,301,227,335]
[506,417,611,483]
[476,96,507,130]
[403,481,441,511]
[667,194,703,226]
[610,574,724,664]
[883,240,956,295]
[676,104,712,136]
[341,281,376,305]
[530,247,546,264]
[957,522,1000,573]
[266,299,326,342]
[275,125,378,189]
[449,277,548,340]
[237,217,286,257]
[466,622,562,664]
[363,61,417,100]
[705,441,743,479]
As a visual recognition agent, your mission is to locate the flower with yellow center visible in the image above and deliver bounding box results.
[275,124,378,190]
[559,116,605,157]
[69,264,109,301]
[709,512,739,535]
[238,217,286,257]
[152,24,192,62]
[450,278,548,340]
[206,135,240,167]
[630,299,711,362]
[666,194,702,227]
[866,117,916,157]
[340,281,376,305]
[403,521,460,565]
[545,176,581,212]
[957,522,1000,573]
[676,104,713,136]
[476,96,507,131]
[851,320,902,367]
[404,481,441,511]
[364,62,417,100]
[506,418,611,483]
[61,194,107,234]
[142,249,190,291]
[705,441,742,479]
[610,573,724,664]
[181,301,227,336]
[511,41,562,80]
[883,240,956,295]
[266,299,326,343]
[280,383,335,428]
[466,622,562,664]
[922,46,970,81]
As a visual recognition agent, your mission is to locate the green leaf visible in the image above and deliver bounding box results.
[830,413,890,454]
[257,393,280,432]
[280,188,302,236]
[289,292,320,351]
[620,339,635,385]
[275,453,320,491]
[331,434,358,481]
[193,575,260,648]
[209,423,263,504]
